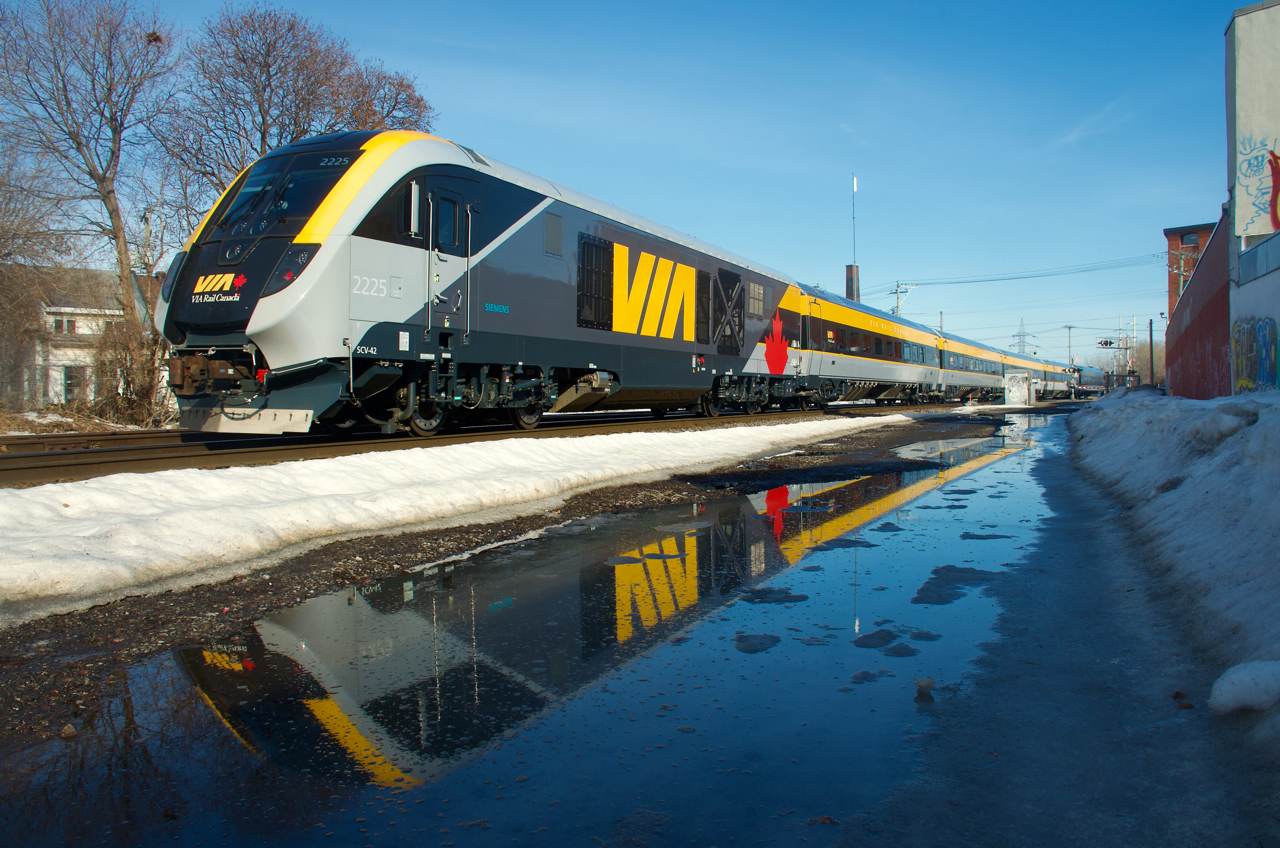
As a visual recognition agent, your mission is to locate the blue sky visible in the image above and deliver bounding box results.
[171,0,1242,364]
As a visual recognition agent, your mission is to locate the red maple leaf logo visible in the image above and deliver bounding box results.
[764,485,789,542]
[232,274,247,289]
[764,310,789,375]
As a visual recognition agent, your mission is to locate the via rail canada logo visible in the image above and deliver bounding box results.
[191,273,246,303]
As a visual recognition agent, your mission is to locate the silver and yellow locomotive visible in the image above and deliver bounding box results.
[155,130,1074,435]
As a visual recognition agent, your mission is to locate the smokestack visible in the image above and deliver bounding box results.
[845,264,860,301]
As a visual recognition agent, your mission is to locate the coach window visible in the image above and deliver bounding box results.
[695,270,711,345]
[874,337,883,356]
[895,341,902,359]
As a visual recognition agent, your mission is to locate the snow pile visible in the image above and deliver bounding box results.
[1208,661,1280,714]
[0,415,905,626]
[20,412,73,424]
[1070,389,1280,722]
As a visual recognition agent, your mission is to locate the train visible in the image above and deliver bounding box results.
[154,130,1078,435]
[1072,364,1107,395]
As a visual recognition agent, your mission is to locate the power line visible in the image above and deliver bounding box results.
[862,252,1165,296]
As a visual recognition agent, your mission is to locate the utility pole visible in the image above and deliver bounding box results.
[888,281,915,316]
[1064,324,1075,364]
[1131,314,1137,380]
[1149,318,1155,386]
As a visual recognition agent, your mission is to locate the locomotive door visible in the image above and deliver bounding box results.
[424,174,480,342]
[349,175,427,357]
[809,301,825,380]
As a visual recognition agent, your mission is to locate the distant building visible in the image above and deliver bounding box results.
[0,266,155,409]
[1163,223,1215,315]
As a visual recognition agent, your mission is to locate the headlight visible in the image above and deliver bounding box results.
[262,243,320,296]
[159,251,187,303]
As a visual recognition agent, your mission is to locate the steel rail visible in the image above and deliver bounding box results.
[0,403,976,487]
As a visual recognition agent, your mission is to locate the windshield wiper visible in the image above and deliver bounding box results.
[216,180,275,233]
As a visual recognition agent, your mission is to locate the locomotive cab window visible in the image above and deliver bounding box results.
[354,175,424,246]
[748,282,766,317]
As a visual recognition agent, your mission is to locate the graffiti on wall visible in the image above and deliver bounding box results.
[1237,136,1278,237]
[1232,316,1278,393]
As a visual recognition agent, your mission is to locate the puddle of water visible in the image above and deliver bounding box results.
[0,416,1059,846]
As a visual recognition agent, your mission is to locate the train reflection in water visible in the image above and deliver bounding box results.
[178,433,1029,787]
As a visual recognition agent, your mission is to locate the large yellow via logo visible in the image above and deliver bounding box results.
[193,274,235,293]
[614,534,698,643]
[613,245,696,341]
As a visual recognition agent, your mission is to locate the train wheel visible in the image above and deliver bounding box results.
[796,396,814,412]
[699,395,721,418]
[744,400,762,415]
[408,402,446,437]
[318,404,361,436]
[510,404,543,431]
[651,408,667,420]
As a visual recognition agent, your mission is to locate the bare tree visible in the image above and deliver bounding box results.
[0,0,181,422]
[157,2,436,198]
[0,151,71,266]
[0,0,178,338]
[1133,339,1166,386]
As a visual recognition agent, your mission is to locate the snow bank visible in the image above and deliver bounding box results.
[1070,389,1280,720]
[0,415,905,627]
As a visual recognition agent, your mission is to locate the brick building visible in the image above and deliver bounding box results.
[1163,222,1215,315]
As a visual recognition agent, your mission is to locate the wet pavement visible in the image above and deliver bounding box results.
[0,413,1158,846]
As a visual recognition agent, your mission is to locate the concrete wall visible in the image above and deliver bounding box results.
[1224,2,1280,395]
[1231,260,1280,393]
[1228,1,1280,239]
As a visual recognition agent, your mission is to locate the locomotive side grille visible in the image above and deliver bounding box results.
[577,233,613,330]
[544,212,563,258]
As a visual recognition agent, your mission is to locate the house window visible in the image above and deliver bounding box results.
[66,319,76,334]
[53,318,63,332]
[1181,232,1199,247]
[63,366,88,402]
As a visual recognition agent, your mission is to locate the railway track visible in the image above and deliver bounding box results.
[0,402,987,487]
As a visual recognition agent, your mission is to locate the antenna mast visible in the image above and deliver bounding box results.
[845,176,860,301]
[852,175,857,268]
